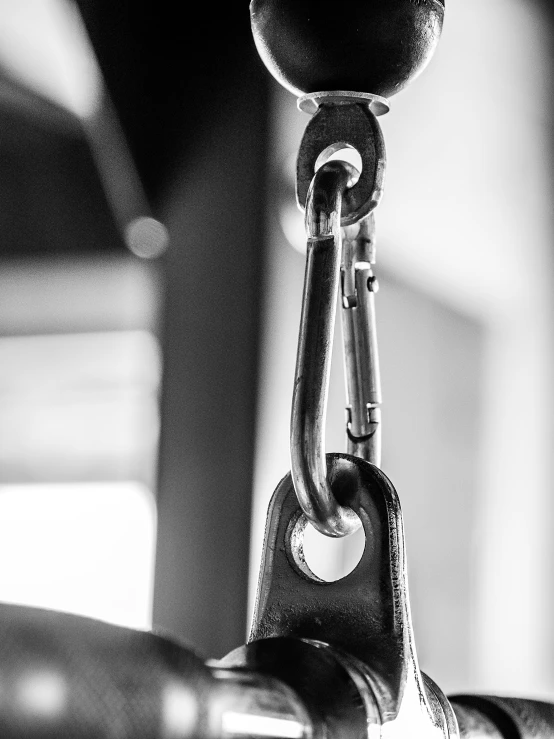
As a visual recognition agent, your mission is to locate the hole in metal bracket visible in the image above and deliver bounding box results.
[290,513,365,583]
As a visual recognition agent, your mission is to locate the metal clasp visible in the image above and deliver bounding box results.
[290,161,360,537]
[290,102,385,538]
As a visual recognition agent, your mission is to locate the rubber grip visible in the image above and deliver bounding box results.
[0,602,212,739]
[451,694,554,738]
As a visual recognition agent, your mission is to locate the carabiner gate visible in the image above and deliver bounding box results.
[341,212,382,465]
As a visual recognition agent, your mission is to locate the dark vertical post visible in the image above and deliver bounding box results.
[152,65,268,657]
[76,0,269,658]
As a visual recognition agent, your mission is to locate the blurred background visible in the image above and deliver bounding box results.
[0,0,552,704]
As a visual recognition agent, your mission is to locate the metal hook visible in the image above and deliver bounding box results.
[290,160,361,538]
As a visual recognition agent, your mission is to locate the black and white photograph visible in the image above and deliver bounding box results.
[0,1,552,736]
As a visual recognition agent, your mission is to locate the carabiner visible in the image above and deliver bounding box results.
[290,160,361,538]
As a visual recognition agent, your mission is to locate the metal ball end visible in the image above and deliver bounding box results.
[250,0,445,100]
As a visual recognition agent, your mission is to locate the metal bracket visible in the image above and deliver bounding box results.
[248,454,458,736]
[296,102,386,226]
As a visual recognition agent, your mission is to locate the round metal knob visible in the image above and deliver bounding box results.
[250,0,445,99]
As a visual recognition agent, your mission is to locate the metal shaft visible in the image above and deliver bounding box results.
[210,668,313,739]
